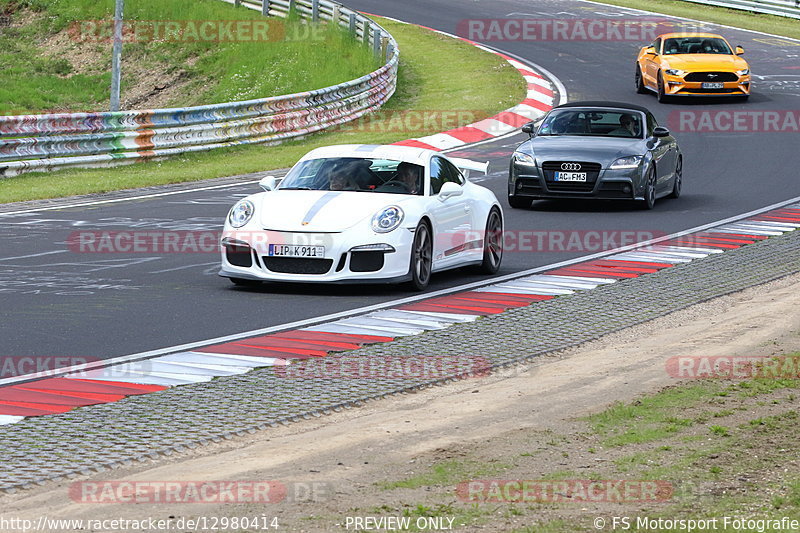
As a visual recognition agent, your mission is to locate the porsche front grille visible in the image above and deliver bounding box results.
[262,257,333,275]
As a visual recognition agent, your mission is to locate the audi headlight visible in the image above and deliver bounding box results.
[371,206,404,233]
[513,152,535,165]
[664,69,688,77]
[736,68,750,76]
[228,200,254,228]
[609,156,643,170]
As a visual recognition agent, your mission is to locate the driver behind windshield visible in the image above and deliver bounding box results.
[608,113,638,137]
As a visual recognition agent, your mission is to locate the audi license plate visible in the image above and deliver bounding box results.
[268,244,325,258]
[554,172,587,182]
[702,82,724,89]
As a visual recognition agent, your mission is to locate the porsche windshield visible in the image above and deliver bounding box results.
[537,109,644,138]
[278,157,424,195]
[663,37,732,55]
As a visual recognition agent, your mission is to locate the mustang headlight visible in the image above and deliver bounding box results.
[736,68,750,76]
[371,206,404,233]
[609,156,643,170]
[664,69,688,77]
[228,200,254,228]
[513,152,535,165]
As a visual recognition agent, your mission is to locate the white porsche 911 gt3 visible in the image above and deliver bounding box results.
[219,144,503,290]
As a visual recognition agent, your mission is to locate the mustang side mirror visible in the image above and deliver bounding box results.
[259,175,279,191]
[735,45,745,55]
[653,127,670,138]
[438,181,464,201]
[521,122,536,137]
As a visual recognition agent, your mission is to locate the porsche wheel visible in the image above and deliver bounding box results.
[641,166,657,210]
[669,156,682,199]
[508,195,530,209]
[657,72,668,103]
[635,65,648,94]
[408,222,432,291]
[477,208,503,275]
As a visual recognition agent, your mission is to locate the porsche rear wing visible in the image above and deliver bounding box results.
[449,157,489,179]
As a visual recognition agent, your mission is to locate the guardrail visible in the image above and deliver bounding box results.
[0,0,398,177]
[679,0,800,19]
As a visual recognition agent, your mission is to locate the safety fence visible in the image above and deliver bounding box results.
[680,0,800,19]
[0,0,398,177]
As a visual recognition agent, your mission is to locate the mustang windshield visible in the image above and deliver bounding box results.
[279,157,424,195]
[538,109,644,139]
[663,37,732,55]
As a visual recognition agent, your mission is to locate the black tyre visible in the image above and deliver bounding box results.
[407,222,433,291]
[476,208,503,275]
[635,65,648,94]
[657,71,668,103]
[669,156,682,199]
[641,166,657,210]
[507,195,531,209]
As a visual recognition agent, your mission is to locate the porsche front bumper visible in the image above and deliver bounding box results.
[218,228,416,284]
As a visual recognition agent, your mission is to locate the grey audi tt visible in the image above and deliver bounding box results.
[508,101,682,210]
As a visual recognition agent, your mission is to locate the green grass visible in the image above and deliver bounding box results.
[593,0,800,41]
[379,459,510,490]
[0,16,525,203]
[0,0,377,113]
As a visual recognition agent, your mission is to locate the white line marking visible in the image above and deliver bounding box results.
[0,250,68,262]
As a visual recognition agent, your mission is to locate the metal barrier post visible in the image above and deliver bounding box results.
[312,0,319,22]
[262,0,270,16]
[373,29,381,58]
[348,12,356,34]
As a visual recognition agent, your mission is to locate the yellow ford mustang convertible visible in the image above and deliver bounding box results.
[635,33,750,102]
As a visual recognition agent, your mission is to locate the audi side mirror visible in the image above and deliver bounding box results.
[645,46,657,56]
[735,45,745,55]
[653,127,670,138]
[521,122,536,136]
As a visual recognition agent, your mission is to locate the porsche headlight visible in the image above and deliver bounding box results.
[513,152,535,165]
[664,69,688,77]
[371,206,404,233]
[228,200,254,228]
[736,68,750,76]
[609,156,643,170]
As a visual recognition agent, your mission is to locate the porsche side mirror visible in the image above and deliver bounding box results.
[735,45,745,55]
[438,181,464,201]
[653,127,670,138]
[521,122,536,136]
[259,175,278,191]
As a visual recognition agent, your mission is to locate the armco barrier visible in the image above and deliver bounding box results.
[0,0,398,177]
[679,0,800,19]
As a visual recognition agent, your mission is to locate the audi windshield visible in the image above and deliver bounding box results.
[537,109,645,139]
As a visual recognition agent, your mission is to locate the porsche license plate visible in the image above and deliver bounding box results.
[702,82,724,89]
[554,172,587,182]
[268,244,325,258]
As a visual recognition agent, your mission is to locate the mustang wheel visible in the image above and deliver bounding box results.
[477,208,503,274]
[507,195,530,209]
[641,166,657,210]
[408,222,433,291]
[657,72,668,103]
[635,66,648,94]
[669,156,682,199]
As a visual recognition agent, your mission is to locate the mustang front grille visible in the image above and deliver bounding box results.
[684,71,739,82]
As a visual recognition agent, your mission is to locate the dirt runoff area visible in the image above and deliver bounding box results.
[3,273,800,533]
